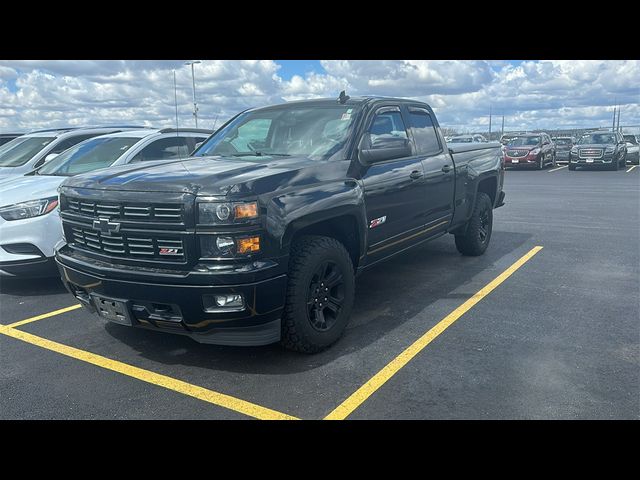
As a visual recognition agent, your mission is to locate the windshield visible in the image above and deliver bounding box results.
[38,137,140,176]
[623,135,637,145]
[507,136,540,147]
[449,137,473,143]
[578,133,615,145]
[194,105,360,160]
[555,138,572,145]
[0,137,55,167]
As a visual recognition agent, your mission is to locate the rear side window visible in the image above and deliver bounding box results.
[131,137,190,162]
[407,110,441,155]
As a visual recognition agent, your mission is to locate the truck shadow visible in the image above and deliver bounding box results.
[0,276,66,296]
[104,230,533,375]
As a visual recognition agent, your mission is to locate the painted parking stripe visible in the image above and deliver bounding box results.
[324,245,544,420]
[626,165,638,173]
[4,304,82,328]
[549,165,568,172]
[0,325,298,420]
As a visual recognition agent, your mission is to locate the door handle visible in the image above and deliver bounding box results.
[441,165,452,173]
[409,170,423,180]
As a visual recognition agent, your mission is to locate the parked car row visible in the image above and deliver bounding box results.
[0,127,211,277]
[495,130,638,170]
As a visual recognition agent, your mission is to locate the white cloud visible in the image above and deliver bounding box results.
[0,60,638,133]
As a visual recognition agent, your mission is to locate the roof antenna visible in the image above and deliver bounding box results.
[337,90,350,104]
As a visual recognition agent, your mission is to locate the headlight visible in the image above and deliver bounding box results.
[198,201,258,224]
[199,235,261,258]
[605,146,616,153]
[571,147,579,154]
[0,197,58,221]
[529,148,541,155]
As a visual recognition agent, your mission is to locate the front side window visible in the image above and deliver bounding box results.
[407,110,441,155]
[194,104,360,161]
[368,110,408,149]
[0,137,55,167]
[131,137,190,162]
[38,137,140,176]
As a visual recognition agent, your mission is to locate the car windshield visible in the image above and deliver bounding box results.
[37,137,140,176]
[507,136,540,147]
[623,135,637,145]
[0,137,55,167]
[555,139,572,145]
[578,133,615,144]
[449,137,473,143]
[193,105,360,161]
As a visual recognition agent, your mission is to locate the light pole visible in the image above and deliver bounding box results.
[184,60,201,128]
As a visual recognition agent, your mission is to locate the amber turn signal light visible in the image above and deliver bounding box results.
[237,236,260,254]
[234,202,258,219]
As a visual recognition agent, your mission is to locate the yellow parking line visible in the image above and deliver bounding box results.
[324,245,544,420]
[626,165,638,173]
[5,304,82,328]
[549,165,568,172]
[0,325,298,420]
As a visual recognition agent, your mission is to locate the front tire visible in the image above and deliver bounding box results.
[568,164,576,171]
[281,236,355,353]
[455,192,493,256]
[537,155,545,170]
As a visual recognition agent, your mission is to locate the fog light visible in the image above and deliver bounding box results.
[203,293,245,312]
[216,236,235,252]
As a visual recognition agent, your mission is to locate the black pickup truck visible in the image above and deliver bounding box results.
[56,96,505,353]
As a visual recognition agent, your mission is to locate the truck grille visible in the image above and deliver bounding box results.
[579,148,603,159]
[507,149,528,157]
[66,198,183,223]
[69,227,185,262]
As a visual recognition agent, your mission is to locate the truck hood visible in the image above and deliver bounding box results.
[0,175,65,207]
[60,155,338,197]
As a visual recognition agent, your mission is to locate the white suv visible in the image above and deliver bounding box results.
[0,126,148,179]
[0,128,211,277]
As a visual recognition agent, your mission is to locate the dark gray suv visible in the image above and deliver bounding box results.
[569,130,627,171]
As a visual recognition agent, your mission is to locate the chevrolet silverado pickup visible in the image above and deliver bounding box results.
[56,95,505,353]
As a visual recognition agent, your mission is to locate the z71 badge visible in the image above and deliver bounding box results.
[369,216,387,228]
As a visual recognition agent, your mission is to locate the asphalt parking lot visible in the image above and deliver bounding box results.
[1,164,638,419]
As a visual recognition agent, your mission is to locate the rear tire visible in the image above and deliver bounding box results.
[281,235,355,353]
[455,192,493,256]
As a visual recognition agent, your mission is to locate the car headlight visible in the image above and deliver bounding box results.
[604,146,616,153]
[0,196,58,221]
[529,148,541,155]
[571,147,579,154]
[198,201,258,224]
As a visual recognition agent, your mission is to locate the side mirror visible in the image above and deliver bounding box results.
[194,141,204,151]
[359,136,412,164]
[44,153,59,162]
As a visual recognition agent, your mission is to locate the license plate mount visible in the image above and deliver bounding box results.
[91,295,132,325]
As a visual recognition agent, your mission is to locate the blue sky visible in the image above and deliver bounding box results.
[0,60,638,133]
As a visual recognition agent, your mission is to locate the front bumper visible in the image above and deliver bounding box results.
[570,153,616,166]
[57,257,287,346]
[0,210,64,277]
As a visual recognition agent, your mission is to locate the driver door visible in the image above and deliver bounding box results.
[358,106,428,258]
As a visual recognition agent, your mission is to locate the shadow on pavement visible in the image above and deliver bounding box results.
[0,276,66,296]
[103,230,533,375]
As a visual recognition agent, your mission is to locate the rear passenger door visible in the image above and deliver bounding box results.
[404,106,455,230]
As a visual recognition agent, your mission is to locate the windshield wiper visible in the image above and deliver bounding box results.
[231,152,291,157]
